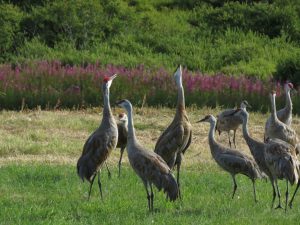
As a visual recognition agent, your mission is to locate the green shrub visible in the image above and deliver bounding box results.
[0,3,23,61]
[274,53,300,86]
[191,2,300,41]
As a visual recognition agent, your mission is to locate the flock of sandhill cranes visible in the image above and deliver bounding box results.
[77,66,300,212]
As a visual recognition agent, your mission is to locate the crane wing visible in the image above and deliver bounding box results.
[154,122,184,160]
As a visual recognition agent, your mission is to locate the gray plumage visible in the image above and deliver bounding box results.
[264,137,299,211]
[154,65,192,199]
[117,99,179,211]
[265,92,300,154]
[77,75,118,200]
[233,108,299,210]
[216,100,251,148]
[198,114,262,202]
[116,112,128,177]
[265,83,294,140]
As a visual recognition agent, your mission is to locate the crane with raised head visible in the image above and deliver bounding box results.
[154,65,192,199]
[77,74,118,200]
[264,91,299,154]
[265,82,294,141]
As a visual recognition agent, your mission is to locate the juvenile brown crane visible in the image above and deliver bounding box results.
[77,74,118,200]
[216,100,251,148]
[197,114,262,202]
[265,82,294,140]
[265,91,300,154]
[154,65,192,198]
[116,112,128,177]
[231,108,298,209]
[117,99,179,211]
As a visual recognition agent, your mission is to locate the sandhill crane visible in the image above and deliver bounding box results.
[154,65,192,199]
[116,99,179,211]
[197,115,262,202]
[264,137,299,212]
[116,112,128,177]
[265,91,300,154]
[231,108,299,209]
[216,100,251,148]
[265,82,294,140]
[77,74,118,200]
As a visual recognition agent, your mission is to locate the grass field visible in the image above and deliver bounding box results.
[1,107,300,224]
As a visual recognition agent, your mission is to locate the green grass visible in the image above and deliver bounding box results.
[1,163,299,225]
[1,108,300,224]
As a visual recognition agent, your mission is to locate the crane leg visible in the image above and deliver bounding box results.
[271,180,276,209]
[118,147,125,177]
[228,132,232,148]
[275,180,282,209]
[176,159,182,200]
[88,174,96,201]
[97,171,103,200]
[252,179,258,203]
[150,183,154,211]
[285,180,289,213]
[233,130,237,148]
[231,175,237,199]
[143,182,151,212]
[289,180,300,208]
[105,162,111,179]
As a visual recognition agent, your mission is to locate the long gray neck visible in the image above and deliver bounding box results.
[175,83,186,117]
[284,88,292,111]
[270,95,279,123]
[126,104,137,143]
[241,115,255,147]
[208,120,219,155]
[103,87,113,119]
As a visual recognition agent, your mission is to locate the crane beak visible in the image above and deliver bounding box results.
[196,118,206,123]
[110,74,117,80]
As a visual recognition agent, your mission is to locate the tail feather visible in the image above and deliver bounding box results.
[161,174,179,201]
[77,155,97,183]
[278,155,299,185]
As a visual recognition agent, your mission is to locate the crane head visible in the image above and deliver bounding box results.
[103,74,117,89]
[173,65,182,87]
[116,99,132,112]
[196,114,216,123]
[118,112,128,122]
[241,100,251,109]
[284,81,294,91]
[270,90,276,97]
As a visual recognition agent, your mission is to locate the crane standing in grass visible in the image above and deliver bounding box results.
[116,112,128,177]
[264,91,300,154]
[77,74,118,200]
[197,114,262,202]
[231,107,299,209]
[264,137,299,211]
[216,100,251,148]
[154,65,192,199]
[117,99,179,211]
[265,82,294,141]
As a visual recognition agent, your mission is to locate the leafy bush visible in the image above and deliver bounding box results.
[274,53,300,86]
[0,3,23,61]
[191,2,300,41]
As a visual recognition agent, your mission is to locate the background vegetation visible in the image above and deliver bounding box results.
[0,0,300,80]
